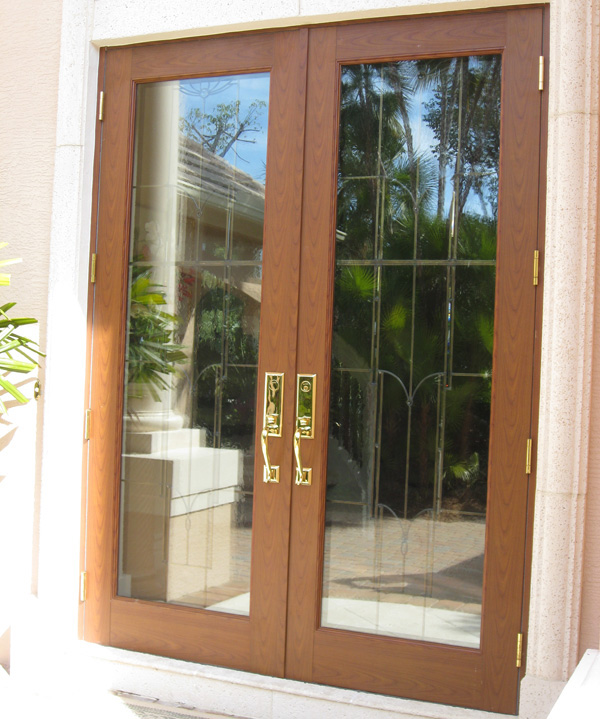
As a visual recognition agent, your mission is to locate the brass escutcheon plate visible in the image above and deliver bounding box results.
[296,374,316,439]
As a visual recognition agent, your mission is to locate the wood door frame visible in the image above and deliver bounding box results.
[285,7,546,714]
[84,27,309,677]
[82,7,547,713]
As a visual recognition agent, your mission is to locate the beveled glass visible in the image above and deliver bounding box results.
[321,57,500,647]
[118,73,270,615]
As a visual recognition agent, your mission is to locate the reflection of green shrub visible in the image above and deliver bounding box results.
[330,58,500,517]
[192,274,258,448]
[0,244,43,414]
[127,263,186,400]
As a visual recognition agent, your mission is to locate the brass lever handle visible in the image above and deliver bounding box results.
[262,373,284,483]
[294,375,315,486]
[261,427,277,483]
[293,428,305,485]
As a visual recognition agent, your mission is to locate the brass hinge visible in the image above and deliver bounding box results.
[516,632,523,668]
[80,571,88,602]
[84,409,92,440]
[533,250,539,286]
[98,91,105,121]
[539,56,544,91]
[526,438,533,475]
[90,253,97,284]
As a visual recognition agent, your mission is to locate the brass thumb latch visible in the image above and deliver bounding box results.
[262,373,283,483]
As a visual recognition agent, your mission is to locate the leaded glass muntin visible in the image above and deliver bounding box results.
[322,54,501,648]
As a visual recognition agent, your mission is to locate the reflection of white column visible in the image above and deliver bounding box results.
[126,80,185,433]
[134,81,180,307]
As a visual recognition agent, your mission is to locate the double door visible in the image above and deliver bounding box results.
[85,8,545,713]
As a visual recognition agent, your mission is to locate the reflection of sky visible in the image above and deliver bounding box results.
[369,58,498,220]
[179,73,270,183]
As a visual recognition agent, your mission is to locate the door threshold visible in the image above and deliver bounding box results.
[79,642,518,719]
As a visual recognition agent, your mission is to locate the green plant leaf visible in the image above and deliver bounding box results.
[0,257,22,268]
[0,244,43,414]
[0,375,29,404]
[0,317,38,328]
[0,358,37,372]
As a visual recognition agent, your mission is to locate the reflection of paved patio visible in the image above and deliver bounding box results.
[175,512,485,646]
[320,514,485,645]
[323,514,485,614]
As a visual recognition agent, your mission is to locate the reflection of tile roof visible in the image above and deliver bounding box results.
[178,134,265,221]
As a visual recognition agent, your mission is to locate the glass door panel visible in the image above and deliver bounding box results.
[119,73,270,614]
[321,57,500,647]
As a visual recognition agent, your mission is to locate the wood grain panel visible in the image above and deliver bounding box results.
[131,33,273,82]
[285,25,339,682]
[313,629,482,706]
[85,46,133,645]
[335,11,506,63]
[480,8,543,713]
[520,5,550,677]
[110,598,252,670]
[80,47,107,640]
[248,27,308,677]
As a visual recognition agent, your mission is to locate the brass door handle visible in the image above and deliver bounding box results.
[261,427,277,483]
[293,425,311,485]
[262,373,284,483]
[294,375,315,486]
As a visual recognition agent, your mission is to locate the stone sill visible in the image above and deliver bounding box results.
[547,650,600,719]
[73,642,559,719]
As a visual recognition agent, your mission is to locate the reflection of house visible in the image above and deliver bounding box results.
[121,137,264,606]
[178,134,266,246]
[1,2,599,719]
[176,134,264,317]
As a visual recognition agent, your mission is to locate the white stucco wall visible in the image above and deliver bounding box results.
[91,0,541,44]
[3,0,599,717]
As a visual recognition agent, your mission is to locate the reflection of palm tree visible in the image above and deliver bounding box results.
[332,56,499,519]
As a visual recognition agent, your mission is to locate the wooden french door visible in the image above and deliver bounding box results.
[85,8,546,714]
[86,28,309,678]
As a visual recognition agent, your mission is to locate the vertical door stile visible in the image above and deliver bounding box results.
[520,4,550,680]
[249,27,309,677]
[286,25,339,682]
[480,8,544,712]
[81,45,108,640]
[86,46,134,646]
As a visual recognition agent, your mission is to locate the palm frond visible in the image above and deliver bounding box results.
[0,245,42,413]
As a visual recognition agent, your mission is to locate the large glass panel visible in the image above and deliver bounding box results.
[322,57,500,647]
[118,74,270,615]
